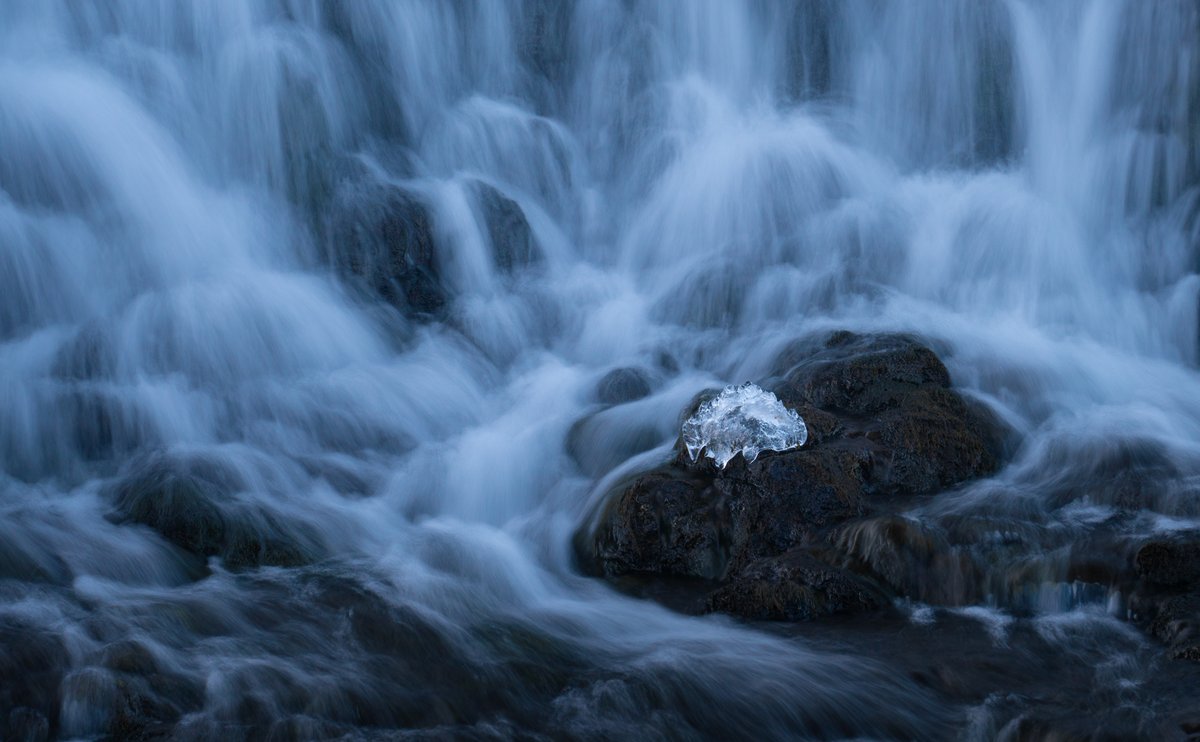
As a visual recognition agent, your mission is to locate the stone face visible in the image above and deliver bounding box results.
[0,619,66,740]
[705,550,887,622]
[591,473,724,580]
[1129,531,1200,662]
[873,388,1004,496]
[578,331,1013,622]
[773,331,951,415]
[1136,534,1200,588]
[327,178,445,316]
[470,180,540,273]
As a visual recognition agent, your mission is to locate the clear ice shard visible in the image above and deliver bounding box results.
[681,383,808,469]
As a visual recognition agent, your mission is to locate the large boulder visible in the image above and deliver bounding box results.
[578,331,1012,621]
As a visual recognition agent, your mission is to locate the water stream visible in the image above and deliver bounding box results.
[1,1,1198,738]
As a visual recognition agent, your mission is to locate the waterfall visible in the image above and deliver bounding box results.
[1,1,1198,738]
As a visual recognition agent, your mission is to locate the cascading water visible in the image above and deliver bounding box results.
[1,1,1199,739]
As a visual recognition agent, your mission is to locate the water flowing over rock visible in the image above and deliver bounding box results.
[579,333,1011,616]
[4,1,1200,738]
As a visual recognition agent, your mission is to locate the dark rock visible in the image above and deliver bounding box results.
[5,707,49,742]
[470,180,540,272]
[1039,437,1179,512]
[1147,594,1200,654]
[75,659,201,741]
[704,550,886,622]
[590,446,870,582]
[833,515,976,605]
[790,403,842,446]
[580,330,1015,622]
[591,472,723,580]
[566,409,663,478]
[109,453,324,569]
[521,0,573,88]
[0,619,66,740]
[873,388,1004,495]
[327,178,444,316]
[773,331,951,415]
[99,640,159,676]
[1136,533,1200,588]
[594,367,652,406]
[718,447,870,569]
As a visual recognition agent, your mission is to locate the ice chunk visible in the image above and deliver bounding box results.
[681,383,808,469]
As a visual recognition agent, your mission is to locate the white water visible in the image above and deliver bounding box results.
[1,1,1198,737]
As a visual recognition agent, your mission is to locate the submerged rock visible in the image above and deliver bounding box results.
[594,367,653,406]
[578,331,1012,622]
[0,618,66,741]
[469,180,541,273]
[109,453,325,570]
[327,177,445,317]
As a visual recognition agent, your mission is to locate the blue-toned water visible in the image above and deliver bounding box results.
[1,2,1198,738]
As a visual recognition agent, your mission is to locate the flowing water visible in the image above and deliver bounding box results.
[1,1,1199,739]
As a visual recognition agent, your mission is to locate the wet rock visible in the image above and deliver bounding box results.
[0,619,66,740]
[718,447,871,569]
[470,180,540,272]
[1147,594,1200,657]
[594,367,652,406]
[705,550,886,621]
[109,453,324,569]
[5,707,49,742]
[873,388,1005,495]
[1136,532,1200,588]
[521,0,573,88]
[773,331,951,415]
[327,177,444,316]
[579,331,1013,621]
[566,409,663,479]
[591,472,722,580]
[1041,437,1179,511]
[0,523,70,585]
[77,672,199,741]
[833,515,976,605]
[99,640,160,676]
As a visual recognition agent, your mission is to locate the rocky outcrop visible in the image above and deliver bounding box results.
[577,331,1012,622]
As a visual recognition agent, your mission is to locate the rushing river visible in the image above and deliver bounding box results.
[1,1,1199,739]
